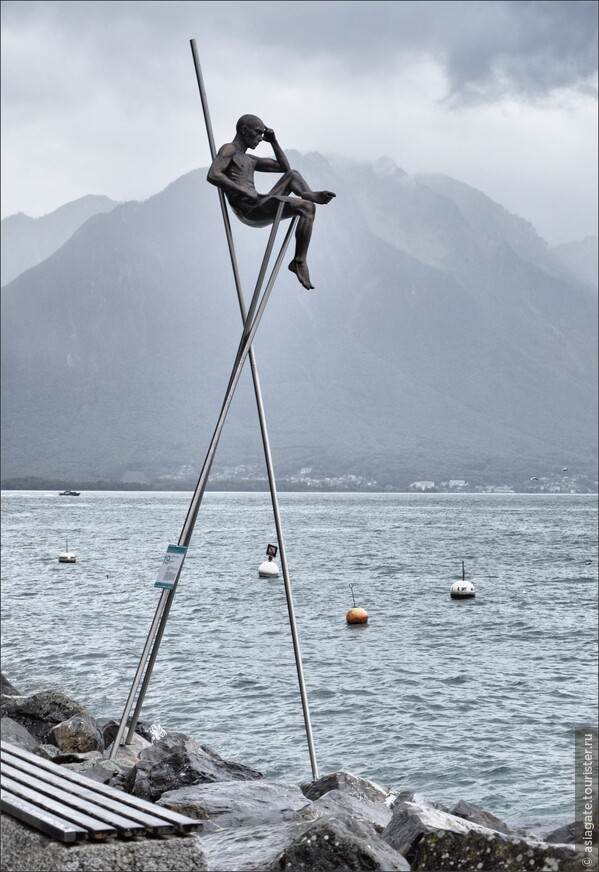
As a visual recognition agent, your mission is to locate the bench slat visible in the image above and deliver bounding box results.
[2,763,142,836]
[1,788,88,844]
[1,757,162,836]
[1,773,117,839]
[1,741,200,832]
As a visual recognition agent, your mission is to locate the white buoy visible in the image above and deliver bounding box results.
[59,540,76,564]
[259,558,279,578]
[450,580,475,599]
[450,561,475,598]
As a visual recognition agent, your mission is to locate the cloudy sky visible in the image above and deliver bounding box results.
[1,0,597,245]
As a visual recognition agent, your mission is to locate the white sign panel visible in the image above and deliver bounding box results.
[154,544,187,590]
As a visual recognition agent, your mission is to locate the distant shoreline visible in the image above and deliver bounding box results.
[1,479,597,495]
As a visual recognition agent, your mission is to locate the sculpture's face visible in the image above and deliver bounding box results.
[241,119,266,150]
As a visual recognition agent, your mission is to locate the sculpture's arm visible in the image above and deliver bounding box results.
[254,128,290,174]
[207,144,258,199]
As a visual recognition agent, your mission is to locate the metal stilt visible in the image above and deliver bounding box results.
[190,39,318,780]
[110,41,319,783]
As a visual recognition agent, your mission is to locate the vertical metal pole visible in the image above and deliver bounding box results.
[190,38,319,779]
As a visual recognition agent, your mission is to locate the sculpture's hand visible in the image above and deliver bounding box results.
[263,128,276,143]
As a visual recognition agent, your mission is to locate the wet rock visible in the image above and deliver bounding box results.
[1,716,39,751]
[104,729,152,766]
[392,789,450,812]
[382,798,486,859]
[1,674,22,696]
[382,799,577,871]
[34,743,63,760]
[125,733,263,801]
[158,779,311,833]
[450,798,514,834]
[306,787,392,833]
[49,712,105,753]
[52,750,104,766]
[66,757,130,790]
[0,690,86,742]
[414,827,578,871]
[301,769,391,804]
[102,717,167,747]
[201,813,410,871]
[545,820,584,844]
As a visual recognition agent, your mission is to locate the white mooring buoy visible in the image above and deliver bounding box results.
[450,561,475,599]
[259,543,279,578]
[58,540,76,564]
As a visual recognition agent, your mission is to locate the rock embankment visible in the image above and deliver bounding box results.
[0,674,580,871]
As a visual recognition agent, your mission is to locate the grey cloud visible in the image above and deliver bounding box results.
[3,0,596,107]
[440,1,598,105]
[169,0,599,104]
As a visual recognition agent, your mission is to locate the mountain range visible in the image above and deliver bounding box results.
[1,153,597,490]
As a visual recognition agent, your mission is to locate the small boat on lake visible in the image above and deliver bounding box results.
[59,490,80,496]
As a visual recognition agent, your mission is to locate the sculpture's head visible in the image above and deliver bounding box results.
[236,114,266,150]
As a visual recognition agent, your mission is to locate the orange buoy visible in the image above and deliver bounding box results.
[346,584,368,624]
[346,606,368,624]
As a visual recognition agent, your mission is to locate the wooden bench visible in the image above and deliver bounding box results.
[0,740,201,844]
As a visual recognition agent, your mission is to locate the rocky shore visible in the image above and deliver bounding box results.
[1,674,582,871]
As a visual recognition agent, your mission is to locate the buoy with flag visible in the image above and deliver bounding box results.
[346,583,368,624]
[259,543,280,578]
[450,561,475,599]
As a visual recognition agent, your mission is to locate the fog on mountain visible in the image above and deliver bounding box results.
[1,154,597,492]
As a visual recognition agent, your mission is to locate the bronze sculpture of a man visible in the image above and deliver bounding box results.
[207,114,335,290]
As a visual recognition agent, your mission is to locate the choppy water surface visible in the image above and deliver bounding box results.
[1,491,597,830]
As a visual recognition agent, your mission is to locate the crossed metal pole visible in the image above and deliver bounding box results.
[109,39,319,781]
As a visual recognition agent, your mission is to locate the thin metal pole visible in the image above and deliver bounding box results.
[119,215,296,747]
[190,38,319,779]
[108,593,168,758]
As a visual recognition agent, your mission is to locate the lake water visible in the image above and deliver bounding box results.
[1,490,597,832]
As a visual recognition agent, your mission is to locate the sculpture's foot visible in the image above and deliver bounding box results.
[301,190,336,205]
[288,259,314,290]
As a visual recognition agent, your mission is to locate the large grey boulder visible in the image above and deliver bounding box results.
[125,732,263,801]
[305,787,392,833]
[450,798,513,835]
[0,690,86,742]
[201,813,410,871]
[545,820,583,844]
[49,712,105,753]
[104,729,152,765]
[158,779,311,833]
[0,674,22,696]
[413,828,579,871]
[102,718,167,747]
[1,716,39,751]
[382,799,578,871]
[297,770,393,834]
[63,757,130,790]
[301,769,391,804]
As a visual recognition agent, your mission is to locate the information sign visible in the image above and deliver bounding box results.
[154,544,187,590]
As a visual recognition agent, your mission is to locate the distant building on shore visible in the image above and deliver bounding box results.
[410,481,436,491]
